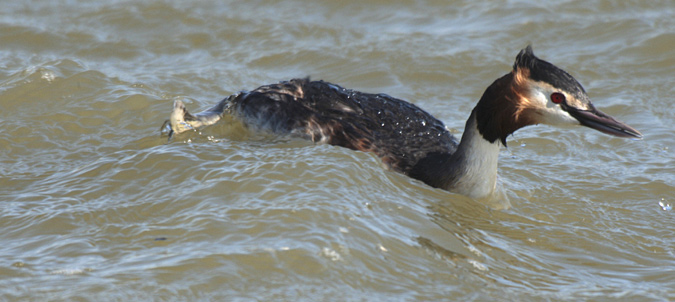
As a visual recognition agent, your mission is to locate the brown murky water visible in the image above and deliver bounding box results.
[1,0,674,300]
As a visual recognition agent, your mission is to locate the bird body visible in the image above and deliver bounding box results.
[163,46,641,199]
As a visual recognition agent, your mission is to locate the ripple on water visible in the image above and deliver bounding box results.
[1,0,675,301]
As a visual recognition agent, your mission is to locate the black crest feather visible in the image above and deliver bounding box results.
[513,45,587,97]
[513,45,537,71]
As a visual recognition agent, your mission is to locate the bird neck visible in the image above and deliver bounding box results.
[408,110,502,199]
[445,111,502,199]
[411,71,530,199]
[473,70,536,145]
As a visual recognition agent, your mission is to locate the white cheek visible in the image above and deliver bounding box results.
[530,87,580,126]
[540,106,580,125]
[530,88,551,107]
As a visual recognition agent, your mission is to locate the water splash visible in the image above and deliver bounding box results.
[321,247,342,261]
[40,69,56,82]
[658,198,671,211]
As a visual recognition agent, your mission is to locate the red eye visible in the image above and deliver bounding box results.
[551,92,565,104]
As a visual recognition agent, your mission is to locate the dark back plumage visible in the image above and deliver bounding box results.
[228,78,458,173]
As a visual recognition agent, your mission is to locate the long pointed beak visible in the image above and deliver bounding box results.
[565,105,642,139]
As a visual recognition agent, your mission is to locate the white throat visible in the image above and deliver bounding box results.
[449,114,502,199]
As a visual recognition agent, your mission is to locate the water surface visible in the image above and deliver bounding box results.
[1,0,674,301]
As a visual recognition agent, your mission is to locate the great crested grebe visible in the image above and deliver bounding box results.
[162,46,642,199]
